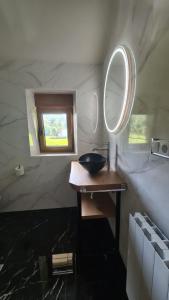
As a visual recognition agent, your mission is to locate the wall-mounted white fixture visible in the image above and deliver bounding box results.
[151,138,169,158]
[127,213,169,300]
[103,45,136,134]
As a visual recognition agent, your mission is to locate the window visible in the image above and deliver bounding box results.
[128,114,153,145]
[34,93,75,153]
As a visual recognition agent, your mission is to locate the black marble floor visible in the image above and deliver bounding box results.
[0,209,128,299]
[0,208,77,300]
[78,219,128,300]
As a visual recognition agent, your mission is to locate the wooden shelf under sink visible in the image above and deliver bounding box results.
[81,192,115,220]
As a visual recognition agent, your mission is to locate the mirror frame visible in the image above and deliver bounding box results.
[103,45,136,134]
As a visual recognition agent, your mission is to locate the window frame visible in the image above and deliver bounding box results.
[35,92,75,154]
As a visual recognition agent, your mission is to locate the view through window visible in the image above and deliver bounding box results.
[42,113,68,147]
[34,93,75,153]
[128,114,150,144]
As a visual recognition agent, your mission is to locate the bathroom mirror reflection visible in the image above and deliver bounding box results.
[91,93,98,133]
[104,45,136,134]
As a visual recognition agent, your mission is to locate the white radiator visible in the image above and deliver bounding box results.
[126,213,169,300]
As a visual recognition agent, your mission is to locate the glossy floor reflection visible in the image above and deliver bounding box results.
[77,219,128,300]
[0,208,77,300]
[0,210,127,299]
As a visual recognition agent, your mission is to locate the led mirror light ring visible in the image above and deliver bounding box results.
[119,46,136,133]
[104,46,129,133]
[103,45,136,134]
[125,47,136,129]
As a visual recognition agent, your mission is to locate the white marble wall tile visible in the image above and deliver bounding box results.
[0,61,103,211]
[103,0,169,264]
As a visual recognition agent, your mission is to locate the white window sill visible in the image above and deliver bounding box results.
[30,152,78,157]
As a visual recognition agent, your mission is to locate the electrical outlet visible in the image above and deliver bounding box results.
[151,138,169,158]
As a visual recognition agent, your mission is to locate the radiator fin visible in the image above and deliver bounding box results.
[126,213,169,300]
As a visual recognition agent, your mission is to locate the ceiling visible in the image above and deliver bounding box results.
[0,0,117,64]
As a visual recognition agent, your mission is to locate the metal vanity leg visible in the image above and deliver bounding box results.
[115,191,121,252]
[77,192,81,273]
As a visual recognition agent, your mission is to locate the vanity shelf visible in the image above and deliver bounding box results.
[81,192,115,219]
[69,161,127,251]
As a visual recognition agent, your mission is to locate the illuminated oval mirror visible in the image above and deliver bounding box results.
[103,45,136,134]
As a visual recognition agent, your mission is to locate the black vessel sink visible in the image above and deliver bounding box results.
[79,153,106,175]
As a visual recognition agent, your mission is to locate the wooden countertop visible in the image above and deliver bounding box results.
[69,161,127,192]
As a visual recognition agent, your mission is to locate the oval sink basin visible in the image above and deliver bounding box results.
[79,153,106,175]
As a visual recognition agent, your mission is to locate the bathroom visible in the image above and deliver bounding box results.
[0,0,169,299]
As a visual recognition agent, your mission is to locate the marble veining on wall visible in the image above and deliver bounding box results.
[104,0,169,264]
[0,61,103,211]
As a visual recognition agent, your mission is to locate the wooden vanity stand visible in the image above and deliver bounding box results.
[69,161,127,252]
